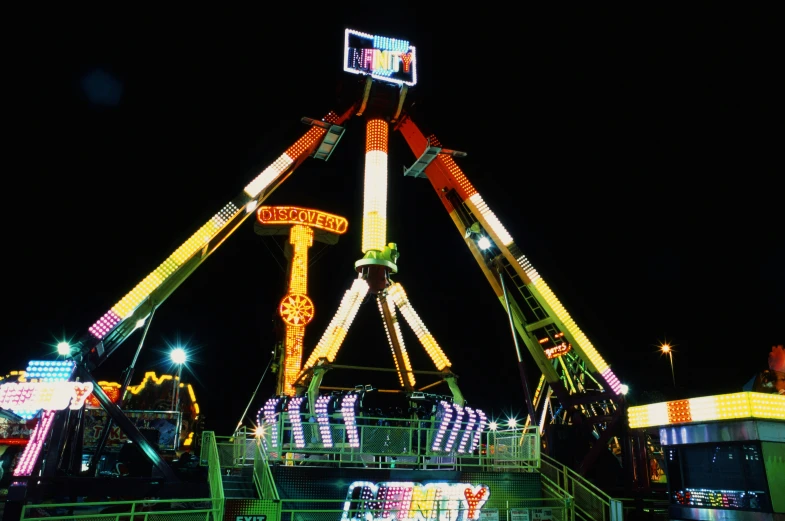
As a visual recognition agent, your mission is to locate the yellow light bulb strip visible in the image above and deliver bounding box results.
[302,277,370,370]
[377,296,415,388]
[278,224,316,395]
[288,225,314,295]
[361,118,389,253]
[283,325,305,396]
[104,203,240,322]
[531,278,609,374]
[90,111,342,340]
[387,283,451,370]
[464,189,614,379]
[628,391,785,429]
[128,371,172,394]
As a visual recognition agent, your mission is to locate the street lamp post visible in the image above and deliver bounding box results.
[660,343,676,386]
[170,347,187,411]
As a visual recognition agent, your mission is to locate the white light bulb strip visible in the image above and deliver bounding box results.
[457,407,477,454]
[341,394,360,448]
[315,395,333,448]
[444,403,464,453]
[377,297,415,388]
[431,400,453,452]
[287,396,305,449]
[470,409,487,453]
[303,277,369,369]
[387,283,451,370]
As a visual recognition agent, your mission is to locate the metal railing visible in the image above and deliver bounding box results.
[274,497,575,521]
[540,453,621,521]
[19,497,217,520]
[200,431,225,520]
[16,434,225,521]
[252,435,280,501]
[252,414,541,471]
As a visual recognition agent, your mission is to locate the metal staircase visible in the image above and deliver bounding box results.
[222,466,258,499]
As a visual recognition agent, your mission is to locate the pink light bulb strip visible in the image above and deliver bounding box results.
[13,410,56,477]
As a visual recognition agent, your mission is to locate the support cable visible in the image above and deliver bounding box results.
[234,355,274,435]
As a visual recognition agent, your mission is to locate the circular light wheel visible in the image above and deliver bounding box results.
[279,293,315,326]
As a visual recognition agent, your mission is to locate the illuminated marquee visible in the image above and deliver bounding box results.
[0,381,94,412]
[628,391,785,429]
[343,481,490,521]
[344,29,417,86]
[257,206,348,235]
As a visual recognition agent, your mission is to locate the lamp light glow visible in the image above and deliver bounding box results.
[170,348,187,365]
[56,342,71,356]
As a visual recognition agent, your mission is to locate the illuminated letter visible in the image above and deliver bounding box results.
[70,382,94,409]
[362,49,374,70]
[374,49,388,71]
[410,486,439,521]
[400,52,413,73]
[464,486,489,520]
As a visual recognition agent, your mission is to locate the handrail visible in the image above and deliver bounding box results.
[253,414,540,471]
[541,453,614,521]
[539,473,576,521]
[201,431,225,520]
[252,436,281,501]
[274,497,573,521]
[20,497,216,520]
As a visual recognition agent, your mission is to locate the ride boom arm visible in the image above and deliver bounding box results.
[72,108,354,371]
[396,114,622,397]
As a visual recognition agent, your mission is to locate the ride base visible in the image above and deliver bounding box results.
[7,417,635,521]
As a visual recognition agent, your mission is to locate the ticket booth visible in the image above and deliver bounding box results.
[628,392,785,521]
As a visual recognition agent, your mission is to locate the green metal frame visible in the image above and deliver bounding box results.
[252,414,542,471]
[15,426,627,521]
[540,453,620,521]
[18,433,226,521]
[19,498,218,520]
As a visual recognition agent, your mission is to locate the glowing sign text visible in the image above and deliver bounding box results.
[258,206,348,235]
[0,381,94,411]
[343,481,490,521]
[544,343,572,359]
[344,29,417,86]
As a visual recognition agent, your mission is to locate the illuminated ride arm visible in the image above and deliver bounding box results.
[72,108,353,371]
[395,114,622,408]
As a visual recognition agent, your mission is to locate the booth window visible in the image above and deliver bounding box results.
[666,442,771,511]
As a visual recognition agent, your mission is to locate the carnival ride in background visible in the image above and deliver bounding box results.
[2,28,663,510]
[0,362,201,481]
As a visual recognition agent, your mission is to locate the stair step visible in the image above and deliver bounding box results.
[222,473,258,500]
[225,491,257,499]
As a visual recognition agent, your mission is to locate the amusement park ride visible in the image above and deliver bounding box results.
[3,27,669,513]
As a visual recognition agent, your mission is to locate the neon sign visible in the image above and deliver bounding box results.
[544,343,571,359]
[343,481,490,521]
[0,381,94,412]
[257,206,348,235]
[344,29,417,86]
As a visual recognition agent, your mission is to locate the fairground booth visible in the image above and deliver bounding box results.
[628,390,785,521]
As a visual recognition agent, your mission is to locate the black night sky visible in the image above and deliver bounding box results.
[6,8,782,433]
